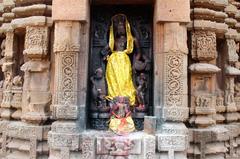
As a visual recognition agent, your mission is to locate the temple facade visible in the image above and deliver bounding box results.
[0,0,238,159]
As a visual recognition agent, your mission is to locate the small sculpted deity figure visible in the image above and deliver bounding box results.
[90,68,108,112]
[136,73,147,111]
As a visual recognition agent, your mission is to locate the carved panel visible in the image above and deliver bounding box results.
[81,136,95,159]
[226,39,238,64]
[157,135,188,151]
[54,21,81,52]
[55,52,78,106]
[165,53,184,107]
[24,26,49,58]
[192,31,217,61]
[96,137,141,155]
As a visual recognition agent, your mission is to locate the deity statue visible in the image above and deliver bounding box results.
[90,13,151,133]
[98,14,150,134]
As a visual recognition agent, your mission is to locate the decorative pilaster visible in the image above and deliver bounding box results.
[154,1,190,158]
[1,31,16,120]
[48,0,90,158]
[21,25,51,124]
[224,33,240,122]
[189,30,219,127]
[48,20,88,159]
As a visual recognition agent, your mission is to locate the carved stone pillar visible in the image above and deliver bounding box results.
[189,30,219,127]
[48,20,88,159]
[224,36,240,122]
[21,26,51,124]
[1,31,16,120]
[48,0,89,158]
[154,1,190,158]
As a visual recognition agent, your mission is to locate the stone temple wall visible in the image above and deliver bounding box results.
[0,0,236,159]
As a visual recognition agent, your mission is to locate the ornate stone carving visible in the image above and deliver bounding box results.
[82,136,95,159]
[24,26,49,58]
[53,21,81,53]
[143,135,155,159]
[96,137,141,156]
[192,31,217,61]
[165,53,184,107]
[226,39,238,64]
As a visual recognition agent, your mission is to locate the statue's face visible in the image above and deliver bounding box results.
[95,68,103,79]
[112,15,126,36]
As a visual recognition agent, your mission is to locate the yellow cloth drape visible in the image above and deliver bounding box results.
[109,116,135,134]
[106,18,136,105]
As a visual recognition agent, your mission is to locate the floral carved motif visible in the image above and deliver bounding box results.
[165,54,183,107]
[24,26,49,58]
[192,31,217,61]
[58,53,77,105]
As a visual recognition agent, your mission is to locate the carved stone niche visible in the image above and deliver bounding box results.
[88,6,153,130]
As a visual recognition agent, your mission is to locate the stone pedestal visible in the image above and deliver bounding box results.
[81,131,155,159]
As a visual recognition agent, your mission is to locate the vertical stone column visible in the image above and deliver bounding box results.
[154,0,190,159]
[189,30,219,127]
[224,31,240,122]
[48,0,89,158]
[1,30,16,120]
[21,25,51,124]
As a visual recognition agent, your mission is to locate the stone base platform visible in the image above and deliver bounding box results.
[0,121,50,159]
[81,131,156,159]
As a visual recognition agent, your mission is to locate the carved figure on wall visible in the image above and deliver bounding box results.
[225,79,235,106]
[90,67,108,112]
[235,82,240,97]
[136,73,147,111]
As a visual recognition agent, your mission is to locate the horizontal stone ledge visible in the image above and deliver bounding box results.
[190,0,228,10]
[225,18,238,27]
[2,12,15,21]
[189,63,221,74]
[225,66,240,76]
[191,8,227,22]
[12,4,52,18]
[14,0,52,6]
[6,121,50,140]
[11,16,53,29]
[187,20,228,35]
